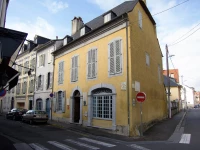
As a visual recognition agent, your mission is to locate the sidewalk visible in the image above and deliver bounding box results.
[48,111,186,142]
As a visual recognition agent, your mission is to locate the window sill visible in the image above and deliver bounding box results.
[56,111,63,114]
[92,117,112,121]
[108,72,122,78]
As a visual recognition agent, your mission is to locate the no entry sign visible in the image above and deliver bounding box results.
[136,92,146,102]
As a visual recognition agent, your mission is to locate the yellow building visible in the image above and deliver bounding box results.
[52,0,167,136]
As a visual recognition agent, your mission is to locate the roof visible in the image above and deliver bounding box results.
[71,0,155,41]
[54,0,156,55]
[164,75,180,87]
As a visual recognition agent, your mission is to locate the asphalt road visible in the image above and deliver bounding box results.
[0,109,200,150]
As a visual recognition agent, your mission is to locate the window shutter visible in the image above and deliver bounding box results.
[46,73,48,90]
[56,92,59,111]
[87,50,92,78]
[95,49,97,77]
[62,91,66,113]
[109,42,115,75]
[61,62,64,83]
[58,62,61,84]
[75,56,78,81]
[49,72,53,88]
[53,92,57,112]
[25,82,27,94]
[92,49,96,78]
[41,75,44,91]
[71,57,75,81]
[43,54,45,66]
[115,40,122,73]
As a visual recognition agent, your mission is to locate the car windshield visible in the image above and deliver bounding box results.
[34,111,46,114]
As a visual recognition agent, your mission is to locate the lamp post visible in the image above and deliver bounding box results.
[166,45,175,119]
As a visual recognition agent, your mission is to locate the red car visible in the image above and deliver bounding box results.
[6,108,28,120]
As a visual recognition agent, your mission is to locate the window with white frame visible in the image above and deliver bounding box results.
[22,81,27,94]
[37,75,43,90]
[87,48,97,79]
[16,82,21,95]
[36,99,42,110]
[80,27,85,36]
[71,56,78,82]
[57,91,62,111]
[46,72,52,89]
[146,52,150,66]
[104,13,111,23]
[58,62,64,84]
[138,10,142,28]
[92,88,113,119]
[93,95,113,119]
[108,39,122,75]
[39,54,45,67]
[31,58,36,70]
[158,64,161,84]
[170,73,174,78]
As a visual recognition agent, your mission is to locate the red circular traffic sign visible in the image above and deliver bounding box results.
[136,92,146,102]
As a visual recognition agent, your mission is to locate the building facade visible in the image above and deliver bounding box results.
[34,40,63,118]
[0,0,9,27]
[1,35,50,112]
[52,0,167,136]
[181,85,195,108]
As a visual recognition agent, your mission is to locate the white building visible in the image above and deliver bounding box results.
[34,39,63,118]
[0,0,9,27]
[181,85,195,108]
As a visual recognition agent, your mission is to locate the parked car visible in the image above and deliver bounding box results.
[6,108,28,120]
[22,110,48,124]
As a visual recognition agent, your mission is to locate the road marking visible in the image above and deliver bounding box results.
[29,143,49,150]
[179,134,191,144]
[14,143,33,150]
[79,137,116,147]
[129,144,151,150]
[48,141,76,150]
[65,139,99,150]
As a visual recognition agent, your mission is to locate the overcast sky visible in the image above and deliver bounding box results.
[6,0,200,90]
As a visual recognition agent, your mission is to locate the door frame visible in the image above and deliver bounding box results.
[70,87,83,124]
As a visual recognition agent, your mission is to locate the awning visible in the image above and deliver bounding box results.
[0,27,28,67]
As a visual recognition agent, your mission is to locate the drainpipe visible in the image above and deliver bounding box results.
[123,13,130,136]
[51,43,56,121]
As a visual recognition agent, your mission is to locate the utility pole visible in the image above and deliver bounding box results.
[166,44,171,118]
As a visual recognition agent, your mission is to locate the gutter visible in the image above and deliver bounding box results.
[123,13,130,136]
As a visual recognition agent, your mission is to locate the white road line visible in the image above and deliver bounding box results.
[179,134,191,144]
[29,143,49,150]
[65,139,99,150]
[79,137,116,147]
[129,144,151,150]
[48,141,76,150]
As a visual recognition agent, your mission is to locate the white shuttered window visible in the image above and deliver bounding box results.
[71,56,78,82]
[87,49,97,79]
[58,61,64,84]
[108,39,122,75]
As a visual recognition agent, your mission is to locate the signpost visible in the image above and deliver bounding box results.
[136,92,146,136]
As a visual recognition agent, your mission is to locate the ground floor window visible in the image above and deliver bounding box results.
[93,95,112,119]
[36,99,42,110]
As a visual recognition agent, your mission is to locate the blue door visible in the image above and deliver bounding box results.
[46,98,50,117]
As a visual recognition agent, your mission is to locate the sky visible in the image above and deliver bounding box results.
[5,0,200,90]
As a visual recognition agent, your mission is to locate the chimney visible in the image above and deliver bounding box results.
[71,17,84,35]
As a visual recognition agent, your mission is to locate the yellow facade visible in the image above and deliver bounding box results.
[53,1,167,136]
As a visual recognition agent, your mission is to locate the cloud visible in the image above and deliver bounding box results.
[6,17,57,40]
[41,0,68,13]
[88,0,125,11]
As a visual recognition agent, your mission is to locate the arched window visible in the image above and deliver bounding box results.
[92,88,113,119]
[36,99,43,110]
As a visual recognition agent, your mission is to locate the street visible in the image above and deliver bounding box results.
[0,109,200,150]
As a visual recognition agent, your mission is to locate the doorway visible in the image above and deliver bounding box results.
[46,98,50,117]
[73,90,80,123]
[29,100,32,110]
